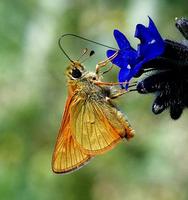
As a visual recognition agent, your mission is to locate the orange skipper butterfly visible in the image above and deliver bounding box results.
[52,34,135,174]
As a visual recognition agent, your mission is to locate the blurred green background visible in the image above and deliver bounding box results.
[1,0,188,199]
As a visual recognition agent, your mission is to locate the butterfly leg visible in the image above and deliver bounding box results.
[109,89,127,99]
[96,51,118,77]
[102,64,114,75]
[108,84,138,99]
[95,81,129,86]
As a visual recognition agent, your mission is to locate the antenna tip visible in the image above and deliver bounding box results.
[90,50,95,56]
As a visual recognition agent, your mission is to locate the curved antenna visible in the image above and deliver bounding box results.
[58,36,74,62]
[58,33,118,62]
[77,48,88,61]
[80,50,95,64]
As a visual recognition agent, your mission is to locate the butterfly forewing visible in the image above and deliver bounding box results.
[52,96,92,174]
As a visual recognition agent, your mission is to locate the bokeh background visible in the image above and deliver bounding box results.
[1,0,188,199]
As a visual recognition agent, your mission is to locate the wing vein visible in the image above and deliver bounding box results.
[91,103,102,150]
[86,101,93,151]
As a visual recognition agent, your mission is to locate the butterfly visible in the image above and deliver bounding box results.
[52,52,135,174]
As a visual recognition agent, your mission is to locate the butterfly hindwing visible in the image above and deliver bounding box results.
[71,96,134,155]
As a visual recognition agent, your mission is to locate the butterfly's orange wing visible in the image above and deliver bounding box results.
[52,95,92,174]
[71,97,134,155]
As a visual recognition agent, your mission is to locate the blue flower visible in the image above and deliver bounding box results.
[107,17,165,89]
[107,30,137,85]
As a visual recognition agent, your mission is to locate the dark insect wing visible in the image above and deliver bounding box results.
[176,17,188,40]
[152,89,183,119]
[152,92,170,114]
[162,40,188,63]
[137,66,188,119]
[170,103,183,120]
[137,71,171,94]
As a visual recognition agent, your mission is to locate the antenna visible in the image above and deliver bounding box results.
[58,36,73,62]
[77,48,88,61]
[80,49,95,63]
[58,33,118,62]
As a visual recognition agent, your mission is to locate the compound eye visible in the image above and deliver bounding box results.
[71,68,82,78]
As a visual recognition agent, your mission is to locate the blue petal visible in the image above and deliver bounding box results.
[135,17,163,44]
[129,59,146,78]
[118,67,131,82]
[107,50,128,68]
[135,17,165,60]
[148,17,163,41]
[137,40,164,60]
[114,29,131,49]
[135,24,153,44]
[107,49,137,68]
[123,49,137,65]
[118,67,131,89]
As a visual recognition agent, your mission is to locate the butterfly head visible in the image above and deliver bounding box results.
[66,61,85,80]
[66,61,98,82]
